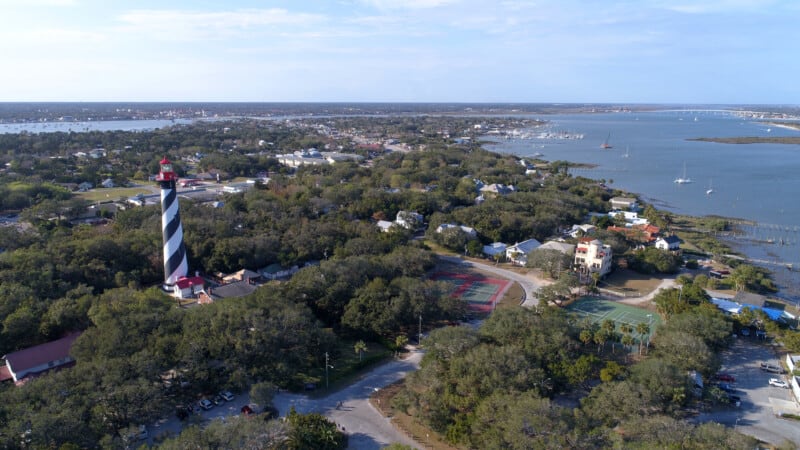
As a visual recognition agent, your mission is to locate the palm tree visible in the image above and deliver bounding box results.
[394,335,408,357]
[354,340,367,361]
[593,329,609,354]
[580,329,594,348]
[636,322,650,355]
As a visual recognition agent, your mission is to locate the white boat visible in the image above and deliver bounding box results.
[706,179,714,195]
[674,162,692,184]
[622,146,630,158]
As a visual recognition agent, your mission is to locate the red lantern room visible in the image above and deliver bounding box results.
[157,157,177,182]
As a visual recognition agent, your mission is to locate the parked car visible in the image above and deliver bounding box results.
[176,406,189,420]
[198,398,214,410]
[213,395,225,406]
[760,362,784,374]
[769,378,789,388]
[740,328,750,336]
[715,373,736,383]
[718,382,736,393]
[727,394,742,407]
[221,391,235,402]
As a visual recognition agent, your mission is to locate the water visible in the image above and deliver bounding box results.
[0,118,194,134]
[484,110,800,299]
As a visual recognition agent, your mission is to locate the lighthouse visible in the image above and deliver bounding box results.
[156,157,188,287]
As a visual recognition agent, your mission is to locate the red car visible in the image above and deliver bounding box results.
[715,373,736,382]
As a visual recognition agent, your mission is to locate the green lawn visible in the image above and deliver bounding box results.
[76,187,155,202]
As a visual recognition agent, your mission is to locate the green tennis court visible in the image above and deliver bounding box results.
[567,297,661,341]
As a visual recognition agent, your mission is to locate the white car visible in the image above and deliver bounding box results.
[769,378,789,388]
[220,391,235,402]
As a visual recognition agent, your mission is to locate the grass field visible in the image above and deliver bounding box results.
[567,297,661,341]
[76,187,155,202]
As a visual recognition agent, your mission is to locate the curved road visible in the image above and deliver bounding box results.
[274,351,425,450]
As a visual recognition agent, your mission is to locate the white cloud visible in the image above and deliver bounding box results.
[654,0,777,14]
[358,0,460,9]
[0,0,77,5]
[116,8,326,41]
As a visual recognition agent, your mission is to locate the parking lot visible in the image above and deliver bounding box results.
[694,338,800,446]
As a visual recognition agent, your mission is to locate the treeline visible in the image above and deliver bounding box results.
[394,298,756,449]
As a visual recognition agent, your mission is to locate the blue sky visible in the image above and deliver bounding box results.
[1,0,798,103]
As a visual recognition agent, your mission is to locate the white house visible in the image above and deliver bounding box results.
[101,178,115,188]
[574,238,613,278]
[395,211,424,230]
[0,332,81,384]
[538,240,576,255]
[608,210,649,225]
[483,242,507,258]
[173,276,205,299]
[376,220,395,233]
[609,196,639,211]
[505,239,542,266]
[435,223,477,237]
[568,224,596,238]
[655,235,682,252]
[479,183,514,196]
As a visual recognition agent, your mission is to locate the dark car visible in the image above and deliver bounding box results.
[715,373,736,383]
[727,394,741,407]
[176,406,190,420]
[718,382,736,393]
[213,395,225,406]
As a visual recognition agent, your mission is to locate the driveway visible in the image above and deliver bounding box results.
[437,255,546,308]
[693,339,800,446]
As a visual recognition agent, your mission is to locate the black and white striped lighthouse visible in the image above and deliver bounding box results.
[156,157,188,287]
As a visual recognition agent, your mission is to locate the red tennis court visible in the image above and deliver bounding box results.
[431,272,512,314]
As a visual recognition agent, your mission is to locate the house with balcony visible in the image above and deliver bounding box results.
[574,238,613,280]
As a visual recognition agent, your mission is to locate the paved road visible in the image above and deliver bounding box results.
[437,255,546,308]
[692,339,800,446]
[274,350,424,450]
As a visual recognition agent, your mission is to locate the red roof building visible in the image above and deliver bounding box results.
[1,332,81,384]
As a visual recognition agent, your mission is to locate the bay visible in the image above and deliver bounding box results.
[484,110,800,300]
[0,118,195,134]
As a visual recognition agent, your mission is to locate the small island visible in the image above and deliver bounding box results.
[688,136,800,145]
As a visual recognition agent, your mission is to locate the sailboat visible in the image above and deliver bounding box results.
[622,146,630,158]
[674,162,692,184]
[706,179,714,195]
[600,133,612,149]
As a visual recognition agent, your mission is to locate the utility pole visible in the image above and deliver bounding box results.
[418,314,422,345]
[325,352,331,389]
